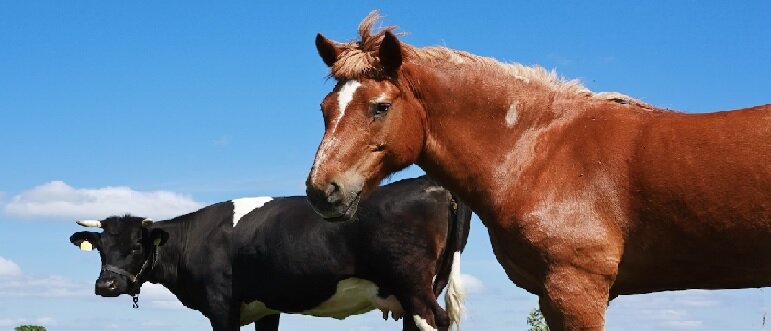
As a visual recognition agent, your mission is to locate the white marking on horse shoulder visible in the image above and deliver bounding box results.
[505,102,519,127]
[413,315,438,331]
[231,197,273,227]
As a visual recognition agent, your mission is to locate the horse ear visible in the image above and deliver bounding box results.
[379,31,403,73]
[316,33,341,67]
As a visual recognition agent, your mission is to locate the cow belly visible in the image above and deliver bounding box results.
[240,300,279,326]
[239,277,404,325]
[301,278,403,319]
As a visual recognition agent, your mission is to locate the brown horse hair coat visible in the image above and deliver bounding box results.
[306,10,771,331]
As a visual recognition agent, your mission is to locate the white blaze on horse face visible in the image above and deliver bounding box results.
[336,80,362,126]
[231,197,273,227]
[505,102,519,128]
[311,80,362,180]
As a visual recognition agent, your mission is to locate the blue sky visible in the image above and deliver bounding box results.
[1,1,769,330]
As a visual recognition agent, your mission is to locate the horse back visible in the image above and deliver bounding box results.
[618,104,771,292]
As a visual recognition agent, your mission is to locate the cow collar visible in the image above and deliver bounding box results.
[101,244,158,308]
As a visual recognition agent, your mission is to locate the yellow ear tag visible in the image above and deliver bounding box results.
[80,240,93,251]
[153,238,162,246]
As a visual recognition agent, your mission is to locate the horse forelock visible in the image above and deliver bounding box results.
[330,10,656,110]
[329,10,402,80]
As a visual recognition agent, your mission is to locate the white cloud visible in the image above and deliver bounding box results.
[3,181,203,220]
[666,320,704,329]
[0,256,22,277]
[608,290,717,330]
[0,274,91,298]
[460,273,485,294]
[141,320,171,327]
[34,317,57,326]
[141,283,184,310]
[0,316,57,327]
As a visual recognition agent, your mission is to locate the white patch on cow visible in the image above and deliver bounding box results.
[302,277,403,320]
[231,197,273,227]
[413,315,438,331]
[239,300,279,326]
[310,80,361,180]
[505,102,519,127]
[238,277,404,324]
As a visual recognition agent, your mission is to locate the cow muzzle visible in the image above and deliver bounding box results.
[95,278,121,297]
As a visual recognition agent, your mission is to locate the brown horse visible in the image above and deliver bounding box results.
[305,11,771,331]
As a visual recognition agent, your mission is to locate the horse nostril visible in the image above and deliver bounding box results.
[325,182,344,203]
[326,182,340,195]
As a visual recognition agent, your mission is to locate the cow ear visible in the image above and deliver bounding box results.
[70,231,99,251]
[316,33,341,68]
[379,31,403,74]
[149,228,169,247]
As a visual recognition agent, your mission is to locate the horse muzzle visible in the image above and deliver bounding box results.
[306,179,362,221]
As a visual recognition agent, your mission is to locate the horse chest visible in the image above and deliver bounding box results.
[239,277,403,325]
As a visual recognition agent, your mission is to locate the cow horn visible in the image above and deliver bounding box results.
[76,220,102,228]
[141,218,154,227]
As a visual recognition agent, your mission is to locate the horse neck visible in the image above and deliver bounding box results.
[407,63,579,222]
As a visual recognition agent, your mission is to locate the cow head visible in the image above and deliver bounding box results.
[70,216,168,297]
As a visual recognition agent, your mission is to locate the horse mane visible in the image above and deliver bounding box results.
[331,11,656,110]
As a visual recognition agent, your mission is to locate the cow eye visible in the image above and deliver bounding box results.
[374,103,391,116]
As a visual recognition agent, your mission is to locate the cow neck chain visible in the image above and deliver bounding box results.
[101,244,158,309]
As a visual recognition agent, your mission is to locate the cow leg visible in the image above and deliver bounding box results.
[205,287,239,331]
[398,287,449,331]
[254,314,279,331]
[208,310,239,331]
[539,266,613,331]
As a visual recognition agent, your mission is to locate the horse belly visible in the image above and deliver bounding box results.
[615,217,771,294]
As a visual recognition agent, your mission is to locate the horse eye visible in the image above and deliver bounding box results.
[132,243,142,252]
[374,103,391,116]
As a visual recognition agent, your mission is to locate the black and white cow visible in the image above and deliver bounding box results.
[70,176,471,331]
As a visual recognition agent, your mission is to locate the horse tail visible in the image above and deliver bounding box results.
[434,192,472,330]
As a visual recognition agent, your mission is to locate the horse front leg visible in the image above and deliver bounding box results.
[539,265,615,331]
